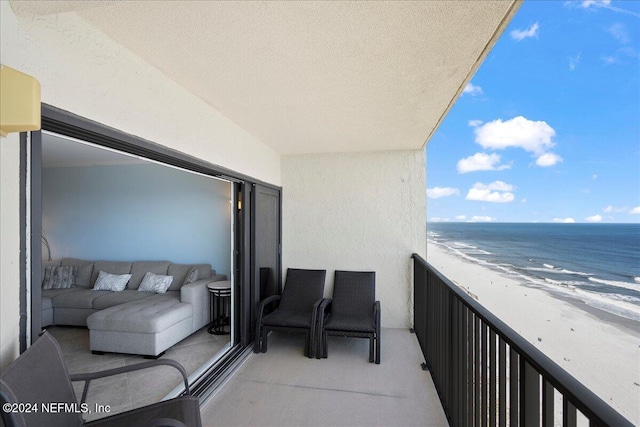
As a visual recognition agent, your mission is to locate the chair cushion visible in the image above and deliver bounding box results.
[324,313,376,333]
[262,310,313,328]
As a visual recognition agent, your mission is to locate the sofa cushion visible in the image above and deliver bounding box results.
[128,261,171,290]
[92,290,155,310]
[42,288,80,300]
[60,258,94,288]
[41,260,61,282]
[90,261,133,286]
[41,296,52,311]
[138,272,173,294]
[87,296,192,334]
[93,271,131,292]
[51,289,110,309]
[167,263,212,291]
[42,266,77,290]
[194,264,212,280]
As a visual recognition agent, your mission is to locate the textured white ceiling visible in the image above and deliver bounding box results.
[14,1,520,155]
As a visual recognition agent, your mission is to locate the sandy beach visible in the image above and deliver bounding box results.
[427,241,640,424]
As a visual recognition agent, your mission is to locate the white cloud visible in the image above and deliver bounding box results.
[463,82,483,96]
[468,119,484,128]
[553,217,576,223]
[585,214,603,222]
[427,187,460,199]
[470,216,494,222]
[592,174,598,180]
[455,215,467,220]
[457,152,510,173]
[474,116,555,155]
[466,181,515,203]
[510,23,540,41]
[579,0,640,17]
[601,55,617,64]
[631,206,640,215]
[429,217,450,222]
[473,116,561,167]
[536,152,563,167]
[608,23,630,44]
[580,0,611,8]
[604,205,628,213]
[569,53,581,71]
[521,198,527,203]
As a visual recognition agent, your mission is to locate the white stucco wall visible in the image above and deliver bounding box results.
[0,134,21,369]
[282,150,427,328]
[0,3,281,367]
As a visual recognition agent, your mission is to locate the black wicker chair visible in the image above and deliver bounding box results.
[254,268,327,358]
[318,270,380,364]
[0,331,201,427]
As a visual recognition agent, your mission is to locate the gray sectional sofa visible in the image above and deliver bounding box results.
[42,258,227,357]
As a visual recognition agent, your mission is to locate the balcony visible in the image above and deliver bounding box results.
[197,256,633,427]
[200,329,448,426]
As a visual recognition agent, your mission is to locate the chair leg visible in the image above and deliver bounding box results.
[322,331,328,358]
[369,337,374,363]
[376,333,381,365]
[254,324,262,353]
[261,327,268,353]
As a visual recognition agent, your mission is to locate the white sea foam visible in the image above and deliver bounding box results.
[572,288,640,322]
[524,266,591,276]
[543,263,554,269]
[635,277,640,284]
[453,242,478,249]
[588,277,639,292]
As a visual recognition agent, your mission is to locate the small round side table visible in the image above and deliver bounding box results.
[207,280,231,335]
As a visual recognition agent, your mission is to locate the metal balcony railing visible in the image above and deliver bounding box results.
[412,254,632,427]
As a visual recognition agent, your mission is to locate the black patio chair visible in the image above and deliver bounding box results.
[317,270,381,364]
[254,268,327,358]
[0,331,201,427]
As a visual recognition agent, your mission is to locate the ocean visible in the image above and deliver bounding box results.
[427,222,640,323]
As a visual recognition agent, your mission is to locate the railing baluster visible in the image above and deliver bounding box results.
[482,322,488,427]
[499,339,506,427]
[468,304,475,427]
[521,359,540,426]
[452,298,460,427]
[490,330,497,427]
[475,314,481,427]
[543,380,554,427]
[510,347,519,427]
[563,398,577,427]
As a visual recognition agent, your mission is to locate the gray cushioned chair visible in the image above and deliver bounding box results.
[0,332,201,427]
[318,270,381,364]
[254,268,326,358]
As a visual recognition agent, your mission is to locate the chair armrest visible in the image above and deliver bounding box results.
[257,295,281,321]
[374,301,381,326]
[70,359,190,405]
[316,298,332,327]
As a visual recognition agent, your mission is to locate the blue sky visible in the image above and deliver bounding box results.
[426,0,639,224]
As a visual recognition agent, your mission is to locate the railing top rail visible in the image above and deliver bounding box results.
[412,253,633,427]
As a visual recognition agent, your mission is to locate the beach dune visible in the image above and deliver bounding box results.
[427,241,640,425]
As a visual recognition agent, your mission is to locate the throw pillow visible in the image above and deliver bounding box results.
[183,267,199,285]
[138,272,174,294]
[42,265,77,290]
[93,271,131,292]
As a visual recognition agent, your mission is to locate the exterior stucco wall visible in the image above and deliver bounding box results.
[0,3,280,366]
[282,150,427,328]
[0,134,21,370]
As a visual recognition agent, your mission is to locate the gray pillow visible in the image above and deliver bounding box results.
[93,271,131,292]
[138,272,173,294]
[184,267,199,285]
[42,266,77,290]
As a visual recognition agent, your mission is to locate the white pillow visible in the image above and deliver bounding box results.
[93,271,131,292]
[138,272,174,294]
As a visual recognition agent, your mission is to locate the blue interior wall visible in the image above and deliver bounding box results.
[42,163,232,278]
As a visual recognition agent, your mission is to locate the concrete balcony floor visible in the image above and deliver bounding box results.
[200,328,448,427]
